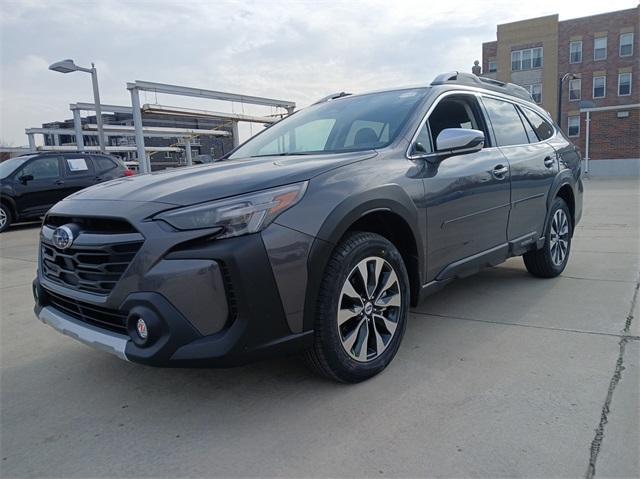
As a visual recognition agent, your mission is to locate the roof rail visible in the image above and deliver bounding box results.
[312,91,352,105]
[431,71,534,103]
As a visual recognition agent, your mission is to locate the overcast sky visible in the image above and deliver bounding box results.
[0,0,635,146]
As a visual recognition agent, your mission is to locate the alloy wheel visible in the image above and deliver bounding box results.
[0,207,6,230]
[337,256,402,362]
[549,209,570,266]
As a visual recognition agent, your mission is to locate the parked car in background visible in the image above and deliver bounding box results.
[0,152,134,232]
[33,72,583,382]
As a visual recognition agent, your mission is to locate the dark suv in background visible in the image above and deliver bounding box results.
[33,72,583,382]
[0,152,133,232]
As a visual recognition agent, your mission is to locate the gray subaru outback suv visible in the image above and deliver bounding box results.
[33,72,583,382]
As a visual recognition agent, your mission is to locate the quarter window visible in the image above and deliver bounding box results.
[593,76,606,99]
[594,36,607,60]
[570,41,582,63]
[618,72,632,96]
[567,116,580,137]
[569,78,581,101]
[93,156,118,172]
[520,108,554,141]
[619,32,633,57]
[19,157,61,180]
[481,97,530,147]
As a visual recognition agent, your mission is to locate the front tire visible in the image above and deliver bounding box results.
[304,232,410,383]
[0,203,11,233]
[523,197,572,278]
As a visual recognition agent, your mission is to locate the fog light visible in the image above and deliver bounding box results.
[136,318,148,340]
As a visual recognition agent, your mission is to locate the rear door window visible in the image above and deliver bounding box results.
[63,156,94,176]
[481,97,530,147]
[519,107,554,141]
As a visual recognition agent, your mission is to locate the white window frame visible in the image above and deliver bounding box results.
[511,50,522,71]
[567,116,580,137]
[488,60,497,73]
[569,41,582,63]
[526,84,543,103]
[592,75,606,99]
[511,47,543,71]
[618,72,632,96]
[594,36,607,61]
[619,32,634,57]
[569,78,581,101]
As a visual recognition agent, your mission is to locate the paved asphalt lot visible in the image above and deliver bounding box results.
[1,178,638,478]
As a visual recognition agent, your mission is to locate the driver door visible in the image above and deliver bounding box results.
[418,92,511,281]
[14,156,65,217]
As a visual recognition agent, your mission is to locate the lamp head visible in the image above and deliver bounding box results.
[49,59,80,73]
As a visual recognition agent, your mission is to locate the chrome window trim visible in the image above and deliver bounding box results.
[405,85,557,160]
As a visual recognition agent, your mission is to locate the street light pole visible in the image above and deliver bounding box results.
[557,72,575,133]
[89,63,106,152]
[49,59,106,152]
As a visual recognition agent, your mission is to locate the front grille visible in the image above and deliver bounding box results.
[42,240,143,295]
[45,215,137,234]
[45,289,128,334]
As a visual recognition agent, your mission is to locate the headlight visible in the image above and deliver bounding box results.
[155,181,308,237]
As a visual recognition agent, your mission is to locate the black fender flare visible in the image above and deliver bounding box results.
[0,194,17,220]
[541,170,577,239]
[303,185,424,331]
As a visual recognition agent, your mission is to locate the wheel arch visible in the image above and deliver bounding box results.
[303,186,425,331]
[0,195,17,220]
[546,171,577,235]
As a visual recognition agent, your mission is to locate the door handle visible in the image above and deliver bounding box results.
[492,164,509,179]
[543,156,554,168]
[54,179,65,185]
[94,176,103,182]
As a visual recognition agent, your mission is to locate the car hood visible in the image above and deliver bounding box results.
[65,151,376,206]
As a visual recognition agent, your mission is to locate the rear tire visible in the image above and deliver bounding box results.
[304,232,410,383]
[523,197,572,278]
[0,203,11,233]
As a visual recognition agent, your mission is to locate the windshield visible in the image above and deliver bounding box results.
[0,156,35,179]
[229,88,428,160]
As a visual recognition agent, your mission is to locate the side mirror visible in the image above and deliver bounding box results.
[19,174,34,184]
[435,128,484,159]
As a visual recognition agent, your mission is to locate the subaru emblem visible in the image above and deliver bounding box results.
[52,225,75,250]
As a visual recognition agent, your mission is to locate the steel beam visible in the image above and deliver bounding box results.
[142,104,279,124]
[72,109,85,151]
[127,80,296,110]
[84,124,230,136]
[38,146,181,152]
[184,138,192,166]
[129,86,148,174]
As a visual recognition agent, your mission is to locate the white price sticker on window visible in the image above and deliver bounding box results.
[66,158,88,171]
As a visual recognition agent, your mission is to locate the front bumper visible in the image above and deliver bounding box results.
[34,217,315,367]
[37,305,129,361]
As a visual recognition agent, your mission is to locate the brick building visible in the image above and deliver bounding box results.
[482,7,639,175]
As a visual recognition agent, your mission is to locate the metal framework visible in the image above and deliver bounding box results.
[127,80,295,173]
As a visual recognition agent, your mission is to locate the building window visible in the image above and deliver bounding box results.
[568,116,580,137]
[527,84,543,103]
[570,41,582,63]
[488,60,497,73]
[511,47,543,71]
[618,72,632,96]
[511,50,522,71]
[594,36,607,60]
[593,75,606,98]
[569,78,581,101]
[620,32,634,57]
